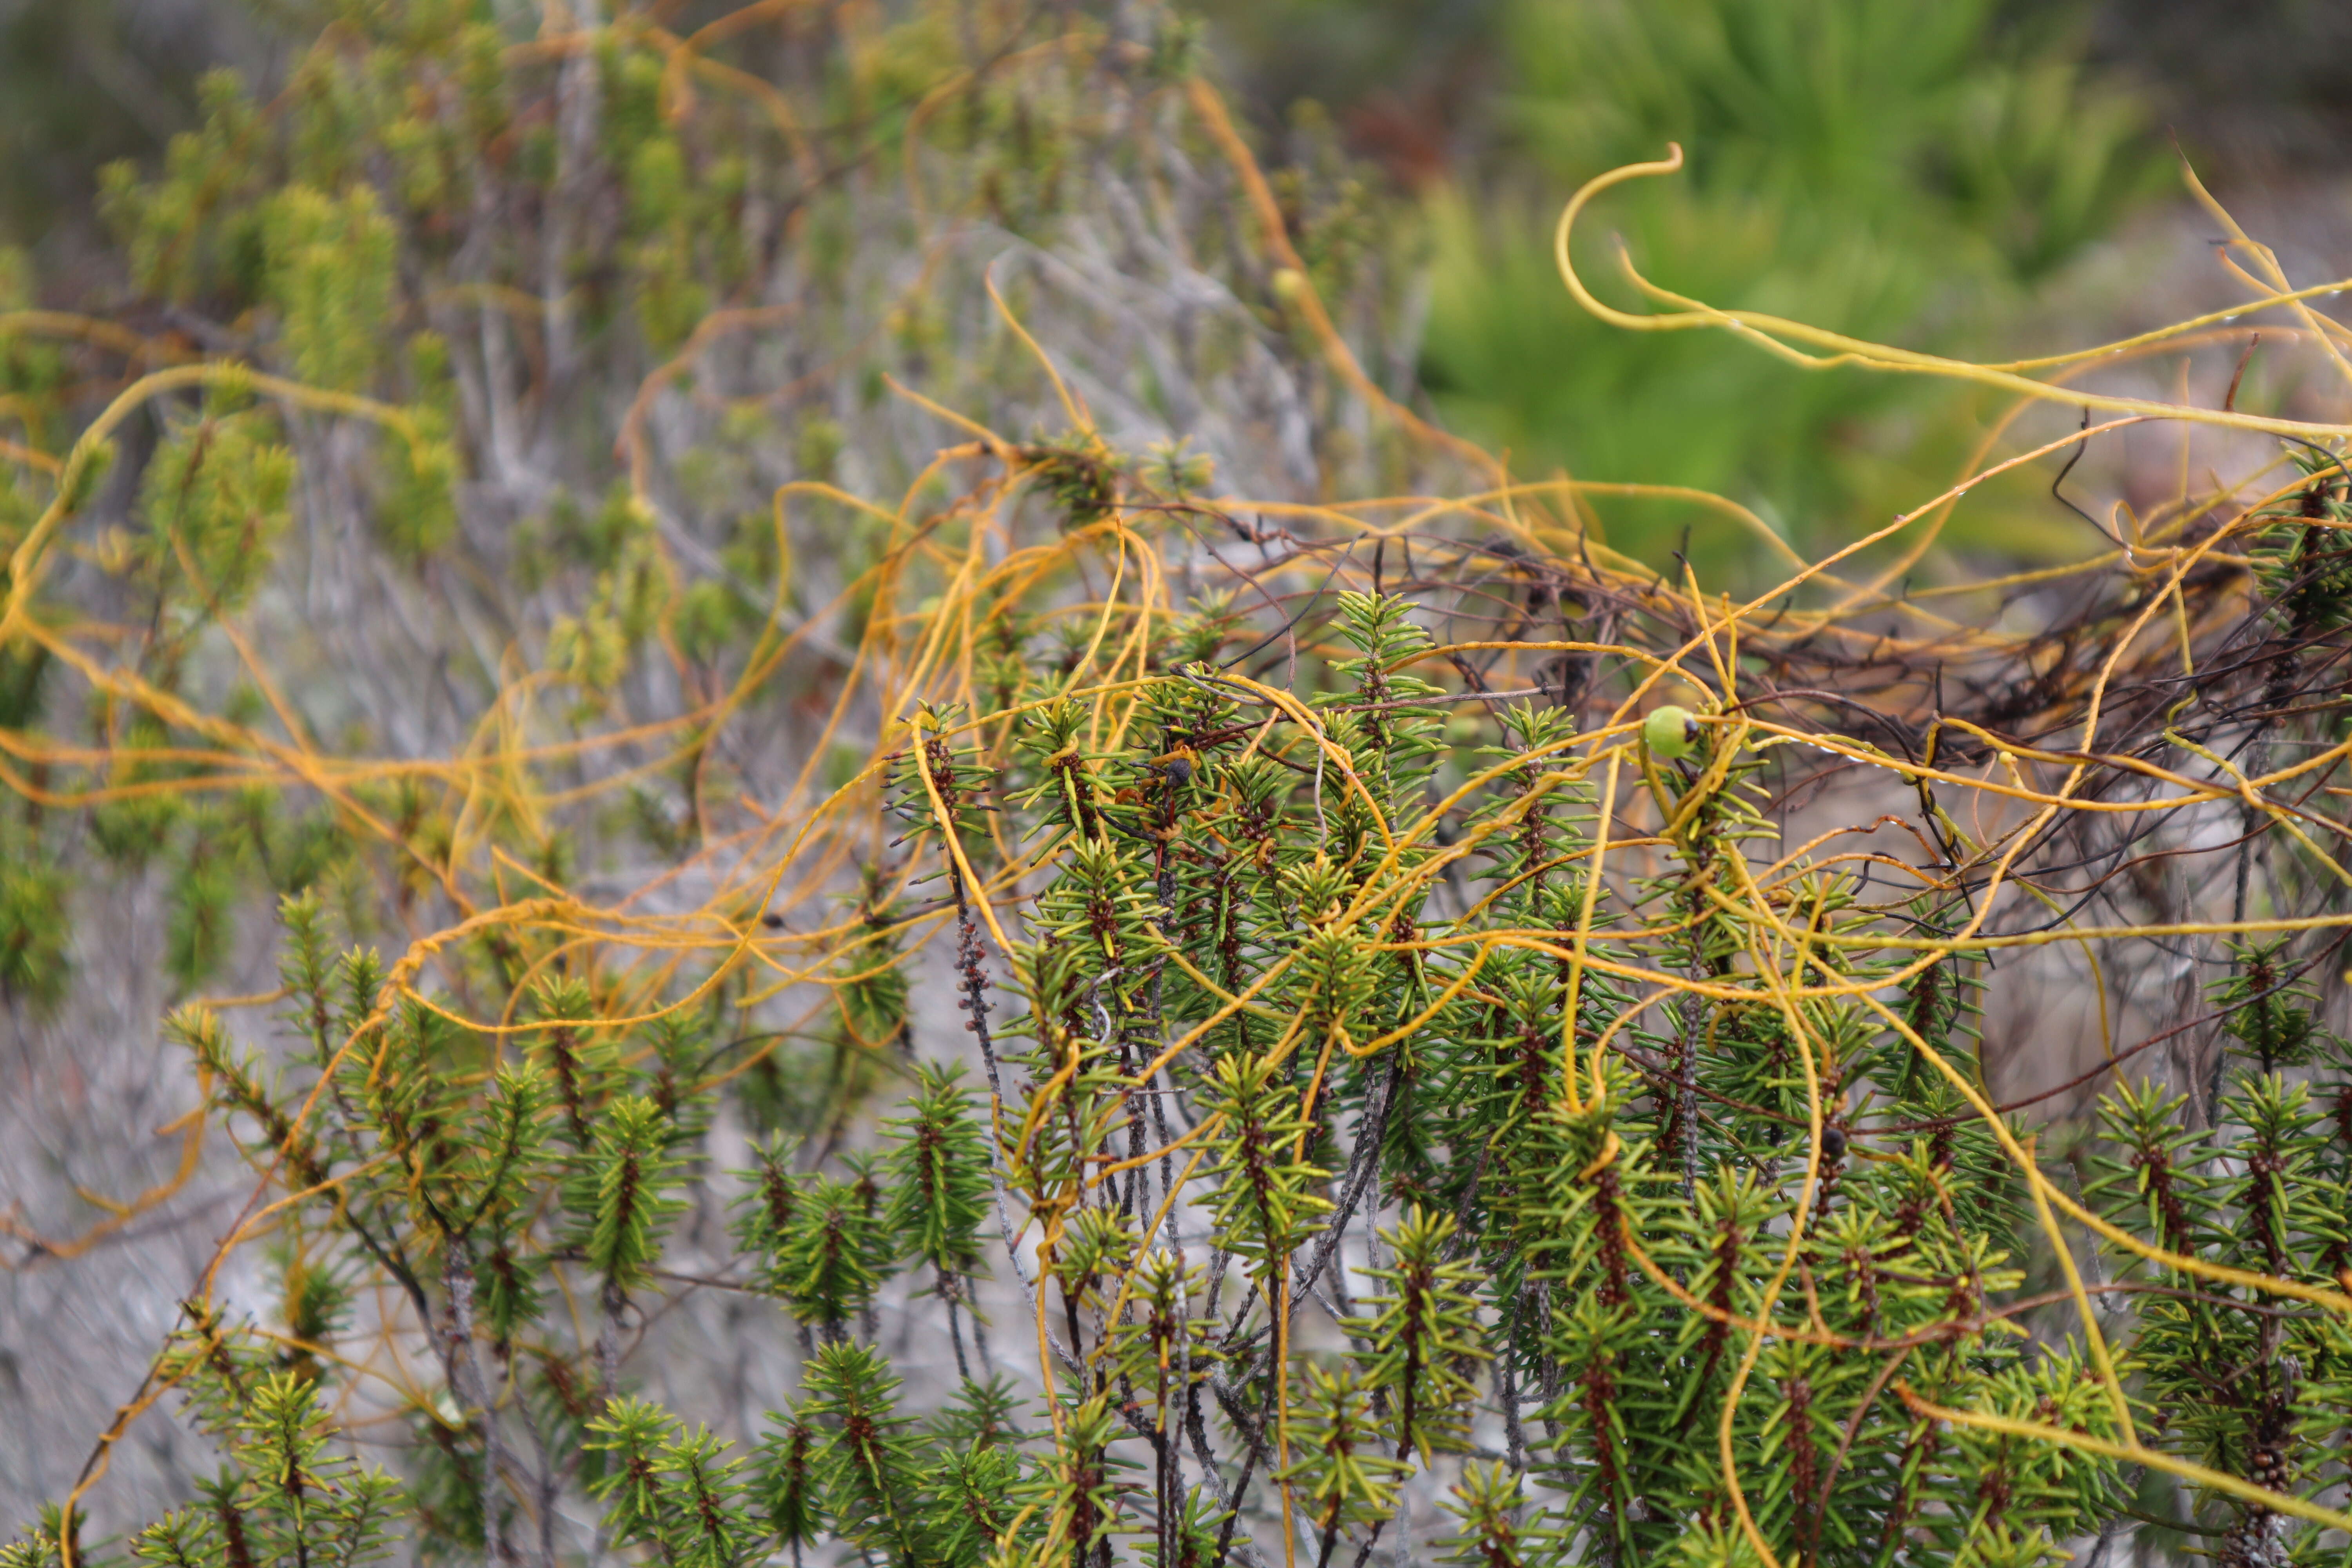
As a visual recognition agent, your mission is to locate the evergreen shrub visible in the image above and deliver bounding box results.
[4,5,2352,1568]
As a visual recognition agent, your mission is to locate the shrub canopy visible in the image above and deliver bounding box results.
[5,6,2352,1568]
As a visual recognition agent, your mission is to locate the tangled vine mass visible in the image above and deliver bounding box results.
[8,6,2352,1568]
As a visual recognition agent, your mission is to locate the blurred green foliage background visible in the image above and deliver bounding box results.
[1197,0,2352,573]
[1422,0,2160,568]
[7,0,2351,575]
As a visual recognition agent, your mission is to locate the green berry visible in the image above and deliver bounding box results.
[1643,704,1699,760]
